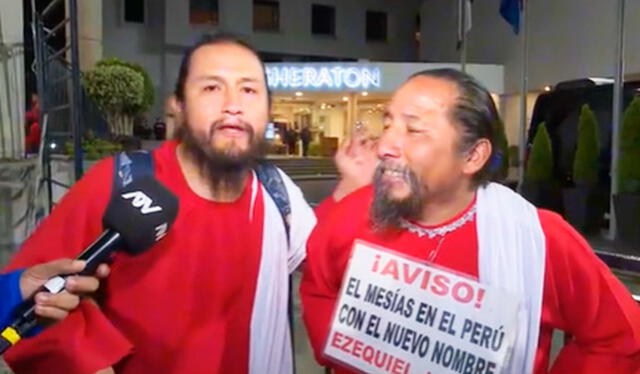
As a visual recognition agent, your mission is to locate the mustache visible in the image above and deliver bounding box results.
[374,162,412,184]
[209,119,254,138]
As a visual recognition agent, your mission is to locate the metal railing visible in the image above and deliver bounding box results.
[31,0,107,212]
[31,0,82,213]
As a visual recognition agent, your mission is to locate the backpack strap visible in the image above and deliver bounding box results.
[107,150,155,229]
[254,161,291,241]
[113,150,155,191]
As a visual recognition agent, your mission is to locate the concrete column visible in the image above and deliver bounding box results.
[77,0,103,71]
[65,0,102,71]
[344,92,358,137]
[0,0,25,159]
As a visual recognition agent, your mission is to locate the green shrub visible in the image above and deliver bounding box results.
[618,96,640,193]
[573,104,600,186]
[64,131,122,160]
[84,65,144,115]
[97,57,154,116]
[83,64,144,136]
[525,123,553,183]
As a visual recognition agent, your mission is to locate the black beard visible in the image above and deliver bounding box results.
[370,162,425,231]
[177,120,266,195]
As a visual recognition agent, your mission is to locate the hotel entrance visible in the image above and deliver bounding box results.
[269,91,389,157]
[264,62,504,157]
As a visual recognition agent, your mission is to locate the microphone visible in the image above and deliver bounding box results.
[0,176,179,353]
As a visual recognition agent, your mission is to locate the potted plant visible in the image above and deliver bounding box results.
[522,123,557,210]
[614,96,640,246]
[83,59,146,137]
[97,58,155,120]
[563,104,604,233]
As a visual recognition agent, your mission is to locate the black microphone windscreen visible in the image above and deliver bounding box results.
[103,176,179,255]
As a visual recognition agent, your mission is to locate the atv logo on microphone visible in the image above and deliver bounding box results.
[121,191,163,214]
[154,223,168,241]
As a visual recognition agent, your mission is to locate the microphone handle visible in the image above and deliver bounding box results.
[75,230,123,275]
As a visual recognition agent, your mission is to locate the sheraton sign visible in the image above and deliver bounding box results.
[266,65,382,90]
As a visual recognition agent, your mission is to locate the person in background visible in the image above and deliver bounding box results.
[25,93,40,126]
[301,125,311,157]
[24,93,41,155]
[286,126,299,156]
[153,117,167,140]
[164,95,181,140]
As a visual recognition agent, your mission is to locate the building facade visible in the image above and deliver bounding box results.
[98,0,505,149]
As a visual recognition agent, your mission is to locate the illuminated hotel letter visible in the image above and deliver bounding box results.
[303,67,318,88]
[343,67,362,89]
[291,67,304,88]
[331,67,344,88]
[317,67,334,88]
[361,68,381,89]
[267,67,290,89]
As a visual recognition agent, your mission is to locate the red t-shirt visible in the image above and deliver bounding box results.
[25,106,39,125]
[5,141,265,374]
[301,186,640,374]
[25,122,40,153]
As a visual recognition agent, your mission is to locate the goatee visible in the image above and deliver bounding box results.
[370,162,425,231]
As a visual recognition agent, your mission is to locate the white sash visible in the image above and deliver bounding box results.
[248,170,317,374]
[477,183,546,374]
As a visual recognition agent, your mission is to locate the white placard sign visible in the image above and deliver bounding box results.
[324,240,521,374]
